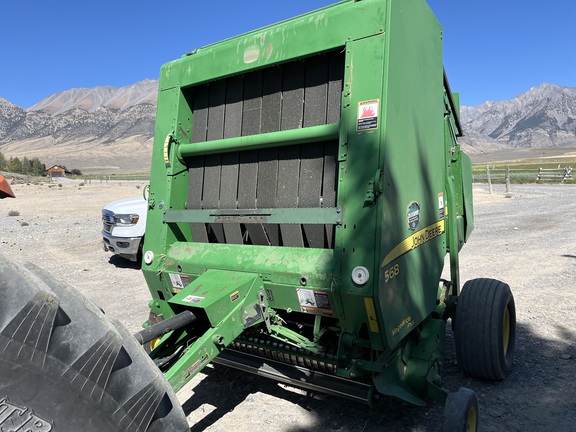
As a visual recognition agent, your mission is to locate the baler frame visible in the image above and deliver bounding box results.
[137,1,515,429]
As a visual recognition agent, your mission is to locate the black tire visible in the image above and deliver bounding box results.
[443,387,478,432]
[0,254,189,432]
[137,235,145,263]
[454,278,516,380]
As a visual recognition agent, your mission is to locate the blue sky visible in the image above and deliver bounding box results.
[1,0,574,108]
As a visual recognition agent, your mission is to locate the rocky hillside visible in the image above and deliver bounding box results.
[0,80,157,145]
[0,81,158,173]
[1,79,576,173]
[28,79,158,116]
[461,83,576,148]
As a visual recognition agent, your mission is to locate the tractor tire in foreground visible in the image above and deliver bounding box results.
[0,254,189,432]
[454,278,516,380]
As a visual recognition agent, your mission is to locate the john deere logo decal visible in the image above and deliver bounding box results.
[407,201,420,231]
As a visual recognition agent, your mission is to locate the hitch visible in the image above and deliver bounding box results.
[134,310,197,345]
[149,269,270,393]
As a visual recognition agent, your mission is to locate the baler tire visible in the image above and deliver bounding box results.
[442,387,478,432]
[0,254,189,432]
[454,278,516,380]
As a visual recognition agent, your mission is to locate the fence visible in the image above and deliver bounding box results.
[92,174,150,182]
[473,165,574,187]
[536,167,573,182]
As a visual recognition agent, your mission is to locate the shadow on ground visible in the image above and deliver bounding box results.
[108,254,141,269]
[180,322,575,432]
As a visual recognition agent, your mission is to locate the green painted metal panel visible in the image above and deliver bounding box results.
[163,242,334,289]
[161,242,337,317]
[158,1,386,91]
[374,0,446,349]
[169,269,262,327]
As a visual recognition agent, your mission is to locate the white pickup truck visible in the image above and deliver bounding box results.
[101,196,147,262]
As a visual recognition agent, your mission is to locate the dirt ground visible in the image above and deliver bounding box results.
[1,179,575,432]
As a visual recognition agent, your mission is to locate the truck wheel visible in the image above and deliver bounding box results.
[0,254,189,432]
[454,278,516,380]
[442,387,478,432]
[137,235,145,263]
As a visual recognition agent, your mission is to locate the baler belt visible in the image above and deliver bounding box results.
[322,143,338,247]
[220,152,243,244]
[187,156,208,243]
[186,142,338,248]
[256,148,280,246]
[238,150,268,245]
[299,144,326,248]
[277,146,303,247]
[203,154,225,243]
[186,51,344,248]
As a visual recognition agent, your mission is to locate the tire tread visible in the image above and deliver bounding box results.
[455,278,516,380]
[1,292,58,354]
[0,254,188,432]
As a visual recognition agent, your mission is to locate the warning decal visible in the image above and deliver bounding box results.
[438,193,445,219]
[169,273,191,291]
[357,99,379,131]
[297,288,333,316]
[182,295,204,304]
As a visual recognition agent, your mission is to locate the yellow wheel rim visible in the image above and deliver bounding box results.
[503,306,510,356]
[467,405,478,432]
[150,337,161,352]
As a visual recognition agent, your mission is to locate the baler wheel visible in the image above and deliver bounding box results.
[442,387,478,432]
[0,254,189,432]
[454,278,516,380]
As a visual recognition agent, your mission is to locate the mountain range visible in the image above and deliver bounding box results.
[1,80,575,173]
[460,83,576,150]
[0,80,158,173]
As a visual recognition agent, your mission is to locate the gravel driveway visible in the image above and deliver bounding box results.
[1,180,574,431]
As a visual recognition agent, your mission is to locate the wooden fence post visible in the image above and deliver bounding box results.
[505,165,511,193]
[486,164,493,194]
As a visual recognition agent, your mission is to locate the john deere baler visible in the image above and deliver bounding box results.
[139,0,515,428]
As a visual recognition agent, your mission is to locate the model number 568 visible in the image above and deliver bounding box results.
[384,264,400,283]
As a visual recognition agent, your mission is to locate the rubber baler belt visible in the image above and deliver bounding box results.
[186,51,343,249]
[186,141,337,248]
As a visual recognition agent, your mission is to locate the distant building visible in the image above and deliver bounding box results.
[46,165,67,177]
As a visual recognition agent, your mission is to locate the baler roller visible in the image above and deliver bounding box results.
[229,334,338,374]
